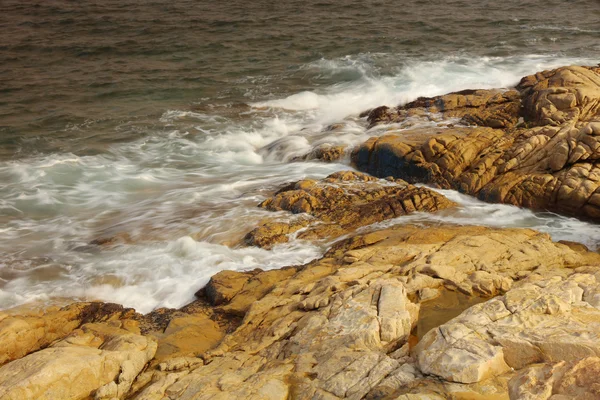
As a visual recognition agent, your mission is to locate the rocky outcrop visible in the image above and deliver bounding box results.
[1,224,600,399]
[245,171,455,248]
[367,88,521,129]
[4,65,600,400]
[0,302,137,367]
[128,225,600,399]
[415,272,600,384]
[508,357,600,400]
[355,65,600,221]
[0,320,156,400]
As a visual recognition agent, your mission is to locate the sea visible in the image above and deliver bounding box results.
[1,0,599,313]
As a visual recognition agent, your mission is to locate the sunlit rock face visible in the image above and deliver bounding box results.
[355,66,600,221]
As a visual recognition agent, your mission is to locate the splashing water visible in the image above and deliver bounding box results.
[2,53,600,313]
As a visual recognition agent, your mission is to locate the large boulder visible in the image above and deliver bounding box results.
[354,66,600,221]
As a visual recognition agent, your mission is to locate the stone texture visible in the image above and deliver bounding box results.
[415,271,600,385]
[355,66,600,221]
[0,302,137,367]
[0,321,156,400]
[367,88,521,129]
[508,357,600,400]
[129,224,600,399]
[294,144,348,163]
[245,170,456,248]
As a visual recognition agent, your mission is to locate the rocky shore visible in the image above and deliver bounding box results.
[2,65,600,400]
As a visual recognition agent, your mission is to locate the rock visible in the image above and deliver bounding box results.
[131,224,600,399]
[518,65,600,126]
[415,272,600,384]
[367,88,521,129]
[0,302,137,367]
[4,221,600,399]
[354,66,600,221]
[151,313,224,362]
[0,321,156,400]
[245,171,456,248]
[244,219,310,248]
[203,269,262,306]
[508,357,600,400]
[294,144,348,162]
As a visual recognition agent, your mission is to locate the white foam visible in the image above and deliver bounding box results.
[0,235,326,314]
[368,187,600,250]
[2,53,600,313]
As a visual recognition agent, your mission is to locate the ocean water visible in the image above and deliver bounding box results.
[1,0,599,313]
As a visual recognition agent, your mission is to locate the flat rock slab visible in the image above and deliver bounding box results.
[0,321,157,400]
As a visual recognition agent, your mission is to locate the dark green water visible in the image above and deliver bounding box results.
[0,0,599,312]
[2,0,599,158]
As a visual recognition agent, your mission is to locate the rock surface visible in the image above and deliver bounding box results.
[245,171,456,248]
[508,357,600,400]
[415,271,600,385]
[127,224,600,399]
[0,320,156,400]
[1,224,600,399]
[293,144,348,162]
[355,65,600,221]
[0,302,137,367]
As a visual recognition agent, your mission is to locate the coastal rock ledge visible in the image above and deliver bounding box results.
[354,65,600,221]
[3,223,600,399]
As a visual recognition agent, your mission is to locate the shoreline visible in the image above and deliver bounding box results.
[2,64,600,399]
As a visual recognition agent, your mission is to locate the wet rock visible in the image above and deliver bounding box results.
[245,171,456,248]
[367,88,521,129]
[294,144,348,162]
[244,219,310,248]
[354,66,600,221]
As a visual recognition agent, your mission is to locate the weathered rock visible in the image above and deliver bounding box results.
[131,224,600,399]
[518,65,600,126]
[245,171,456,248]
[206,267,300,316]
[0,302,137,367]
[4,223,600,399]
[508,357,600,400]
[415,271,600,384]
[367,88,522,129]
[0,321,156,400]
[294,144,348,162]
[355,66,600,221]
[151,313,224,362]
